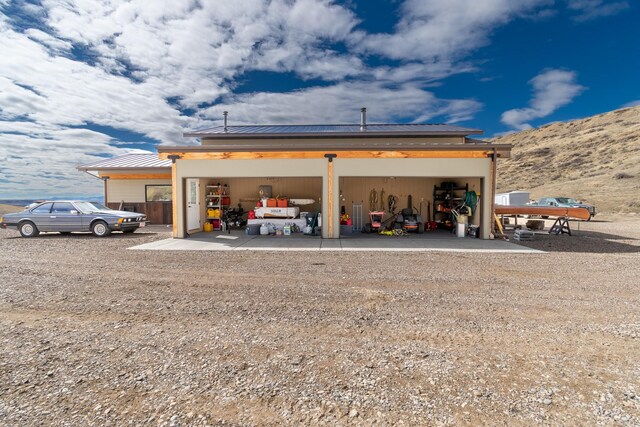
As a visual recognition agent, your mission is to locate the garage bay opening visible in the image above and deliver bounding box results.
[338,177,482,238]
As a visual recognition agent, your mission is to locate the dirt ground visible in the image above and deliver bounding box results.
[0,217,639,426]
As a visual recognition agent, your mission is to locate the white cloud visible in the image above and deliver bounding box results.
[2,0,619,198]
[566,0,629,22]
[501,69,585,131]
[199,81,482,125]
[622,100,640,108]
[357,0,552,62]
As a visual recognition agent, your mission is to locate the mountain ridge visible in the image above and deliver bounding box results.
[492,105,640,214]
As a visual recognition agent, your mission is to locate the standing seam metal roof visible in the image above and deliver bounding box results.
[77,154,171,170]
[185,124,482,137]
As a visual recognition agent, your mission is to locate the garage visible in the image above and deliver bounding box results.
[338,176,483,238]
[187,176,323,236]
[159,127,508,240]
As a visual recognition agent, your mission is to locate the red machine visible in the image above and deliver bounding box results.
[364,211,386,232]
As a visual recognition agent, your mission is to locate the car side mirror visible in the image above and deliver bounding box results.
[70,210,79,215]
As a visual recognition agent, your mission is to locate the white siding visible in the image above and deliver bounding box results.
[108,179,172,203]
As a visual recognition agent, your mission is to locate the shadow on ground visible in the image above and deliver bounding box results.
[509,229,640,254]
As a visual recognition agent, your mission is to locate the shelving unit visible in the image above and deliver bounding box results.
[433,183,468,229]
[205,184,230,231]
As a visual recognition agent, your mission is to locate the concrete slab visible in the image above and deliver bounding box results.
[130,230,542,253]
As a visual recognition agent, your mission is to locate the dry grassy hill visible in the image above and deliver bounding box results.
[492,105,640,215]
[0,204,25,215]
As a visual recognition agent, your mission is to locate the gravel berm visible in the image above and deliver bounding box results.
[1,219,639,426]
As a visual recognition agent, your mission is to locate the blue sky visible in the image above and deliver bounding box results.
[0,0,638,198]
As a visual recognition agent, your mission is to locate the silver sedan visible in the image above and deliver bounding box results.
[0,201,147,237]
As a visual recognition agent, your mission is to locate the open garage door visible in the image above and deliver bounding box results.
[191,176,323,236]
[338,177,483,238]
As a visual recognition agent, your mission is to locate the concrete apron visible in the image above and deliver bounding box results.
[129,231,542,253]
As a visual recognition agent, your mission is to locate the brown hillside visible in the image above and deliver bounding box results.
[492,105,640,214]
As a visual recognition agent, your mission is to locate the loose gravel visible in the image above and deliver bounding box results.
[0,220,639,426]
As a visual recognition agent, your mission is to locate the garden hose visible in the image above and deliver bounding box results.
[464,191,478,212]
[387,194,398,213]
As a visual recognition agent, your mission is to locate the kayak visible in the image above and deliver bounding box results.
[289,199,316,206]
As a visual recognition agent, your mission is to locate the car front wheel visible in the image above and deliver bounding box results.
[19,221,40,238]
[91,220,111,237]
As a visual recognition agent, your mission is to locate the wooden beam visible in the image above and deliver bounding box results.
[98,173,172,180]
[327,160,333,238]
[171,163,177,237]
[158,150,490,160]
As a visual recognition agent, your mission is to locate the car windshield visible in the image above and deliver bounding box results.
[74,201,111,213]
[556,198,579,204]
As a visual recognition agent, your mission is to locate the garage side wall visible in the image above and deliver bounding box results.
[174,159,328,238]
[333,158,492,239]
[107,179,172,203]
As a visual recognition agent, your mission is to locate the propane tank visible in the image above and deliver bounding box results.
[260,224,269,235]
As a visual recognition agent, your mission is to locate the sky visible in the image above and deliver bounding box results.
[1,0,639,199]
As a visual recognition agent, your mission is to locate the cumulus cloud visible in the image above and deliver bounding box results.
[1,0,616,198]
[501,69,585,131]
[566,0,629,22]
[357,0,552,62]
[199,81,482,125]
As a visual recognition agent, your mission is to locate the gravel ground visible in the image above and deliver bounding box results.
[1,219,639,426]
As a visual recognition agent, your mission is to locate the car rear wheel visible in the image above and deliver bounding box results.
[19,221,40,238]
[91,220,111,237]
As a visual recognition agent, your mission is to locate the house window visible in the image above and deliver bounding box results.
[146,185,172,202]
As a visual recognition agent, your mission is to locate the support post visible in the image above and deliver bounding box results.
[168,155,181,237]
[489,149,497,236]
[102,176,109,206]
[324,154,337,238]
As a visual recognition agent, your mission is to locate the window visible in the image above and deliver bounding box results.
[145,185,172,202]
[52,202,74,213]
[31,203,53,213]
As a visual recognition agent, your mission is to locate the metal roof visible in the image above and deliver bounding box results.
[77,154,171,171]
[159,138,499,152]
[184,124,483,139]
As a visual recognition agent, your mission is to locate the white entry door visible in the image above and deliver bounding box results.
[186,179,200,230]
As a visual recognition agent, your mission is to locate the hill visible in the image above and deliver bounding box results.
[0,204,25,215]
[492,106,640,215]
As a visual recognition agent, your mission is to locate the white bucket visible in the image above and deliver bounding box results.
[456,223,466,238]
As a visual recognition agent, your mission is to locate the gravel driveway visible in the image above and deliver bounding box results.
[1,219,639,426]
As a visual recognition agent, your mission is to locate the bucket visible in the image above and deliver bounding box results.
[246,224,261,235]
[456,223,466,238]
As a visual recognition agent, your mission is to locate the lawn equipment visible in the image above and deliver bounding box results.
[395,195,424,233]
[364,211,386,233]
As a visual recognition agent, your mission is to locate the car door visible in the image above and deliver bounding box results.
[28,203,54,231]
[50,202,82,231]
